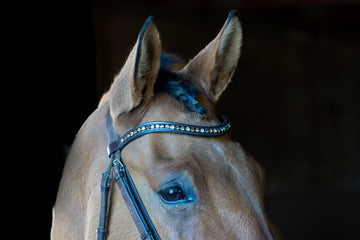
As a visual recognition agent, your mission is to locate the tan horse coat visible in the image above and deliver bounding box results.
[51,11,283,240]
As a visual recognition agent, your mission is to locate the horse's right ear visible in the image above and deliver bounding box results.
[109,16,161,118]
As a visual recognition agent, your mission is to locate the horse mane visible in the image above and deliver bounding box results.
[154,53,207,115]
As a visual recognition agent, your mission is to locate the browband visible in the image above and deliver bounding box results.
[107,114,231,156]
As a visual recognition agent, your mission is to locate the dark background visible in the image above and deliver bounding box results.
[13,0,359,239]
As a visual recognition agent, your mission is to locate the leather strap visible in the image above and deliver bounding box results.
[113,158,160,240]
[96,162,113,240]
[107,115,230,156]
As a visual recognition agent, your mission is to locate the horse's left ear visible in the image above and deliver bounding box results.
[182,10,242,102]
[110,16,161,118]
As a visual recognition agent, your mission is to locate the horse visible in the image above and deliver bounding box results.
[51,10,283,240]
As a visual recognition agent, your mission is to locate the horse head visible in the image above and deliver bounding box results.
[52,10,283,240]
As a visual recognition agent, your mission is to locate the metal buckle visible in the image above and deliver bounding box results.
[112,158,125,179]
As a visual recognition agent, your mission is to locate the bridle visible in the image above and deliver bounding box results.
[96,108,231,240]
[97,108,231,240]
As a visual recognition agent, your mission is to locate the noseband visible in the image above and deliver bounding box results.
[97,108,231,240]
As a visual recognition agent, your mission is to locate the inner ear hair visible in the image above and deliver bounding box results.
[212,12,242,100]
[181,10,242,103]
[109,16,161,119]
[133,18,161,106]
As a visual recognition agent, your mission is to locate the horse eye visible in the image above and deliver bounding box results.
[159,185,186,203]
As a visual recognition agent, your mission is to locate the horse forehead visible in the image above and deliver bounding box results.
[126,133,247,184]
[145,133,234,161]
[143,134,259,194]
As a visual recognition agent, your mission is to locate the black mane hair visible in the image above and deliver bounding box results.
[154,53,207,115]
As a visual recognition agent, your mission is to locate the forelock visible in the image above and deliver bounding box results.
[154,53,207,115]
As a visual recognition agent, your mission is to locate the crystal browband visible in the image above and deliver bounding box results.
[107,115,231,156]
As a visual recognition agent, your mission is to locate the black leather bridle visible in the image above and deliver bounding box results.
[96,108,231,240]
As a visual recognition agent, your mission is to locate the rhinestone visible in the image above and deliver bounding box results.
[165,124,169,128]
[142,126,146,131]
[170,125,175,129]
[137,128,141,132]
[151,125,155,129]
[160,124,164,128]
[186,127,190,131]
[180,126,185,131]
[213,129,217,133]
[195,128,200,132]
[200,128,205,133]
[155,124,160,128]
[130,131,134,136]
[120,138,124,143]
[209,129,213,133]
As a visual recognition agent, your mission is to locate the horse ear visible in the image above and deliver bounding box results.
[110,16,161,118]
[182,10,242,102]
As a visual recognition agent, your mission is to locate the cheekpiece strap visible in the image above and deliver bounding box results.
[107,113,231,157]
